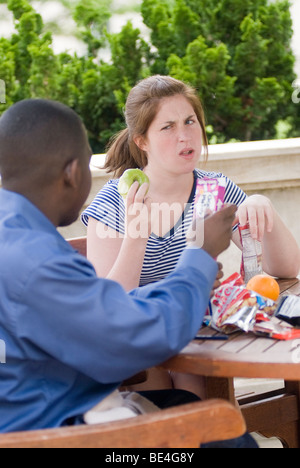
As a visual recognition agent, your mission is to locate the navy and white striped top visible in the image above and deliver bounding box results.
[81,169,247,286]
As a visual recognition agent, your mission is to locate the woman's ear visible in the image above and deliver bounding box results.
[134,135,147,152]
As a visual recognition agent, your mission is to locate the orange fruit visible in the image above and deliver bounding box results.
[246,274,280,301]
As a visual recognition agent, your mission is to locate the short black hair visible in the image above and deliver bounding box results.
[0,99,89,186]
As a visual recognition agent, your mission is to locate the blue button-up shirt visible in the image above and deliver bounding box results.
[0,188,217,433]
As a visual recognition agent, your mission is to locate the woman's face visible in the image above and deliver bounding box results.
[139,94,203,176]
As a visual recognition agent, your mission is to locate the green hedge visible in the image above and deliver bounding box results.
[0,0,299,153]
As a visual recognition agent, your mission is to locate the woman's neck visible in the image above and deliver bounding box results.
[143,166,195,204]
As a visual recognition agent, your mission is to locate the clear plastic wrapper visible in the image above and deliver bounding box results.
[239,223,263,284]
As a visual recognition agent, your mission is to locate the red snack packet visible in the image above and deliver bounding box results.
[221,272,245,287]
[211,284,254,332]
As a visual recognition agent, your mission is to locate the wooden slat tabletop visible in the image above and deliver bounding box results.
[162,278,300,381]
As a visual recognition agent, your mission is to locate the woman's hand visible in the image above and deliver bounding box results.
[233,194,300,279]
[89,181,152,292]
[235,194,274,241]
[125,181,152,241]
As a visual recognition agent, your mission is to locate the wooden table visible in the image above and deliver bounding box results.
[161,278,300,448]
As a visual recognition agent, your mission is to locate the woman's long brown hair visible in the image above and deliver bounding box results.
[104,75,208,178]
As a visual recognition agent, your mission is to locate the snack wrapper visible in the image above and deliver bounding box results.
[275,295,300,327]
[239,224,263,284]
[253,317,300,341]
[193,177,226,220]
[221,306,258,333]
[206,273,276,334]
[254,295,300,340]
[205,273,300,341]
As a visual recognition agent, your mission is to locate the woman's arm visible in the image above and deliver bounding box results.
[232,194,300,279]
[87,182,151,291]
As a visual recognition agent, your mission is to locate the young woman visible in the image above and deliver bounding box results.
[82,75,300,395]
[82,75,299,287]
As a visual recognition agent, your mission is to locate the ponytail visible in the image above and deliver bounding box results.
[104,128,148,178]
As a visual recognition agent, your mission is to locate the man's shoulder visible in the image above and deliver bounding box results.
[0,226,95,305]
[0,229,65,272]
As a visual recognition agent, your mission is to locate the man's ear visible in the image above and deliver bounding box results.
[134,135,147,152]
[63,159,80,188]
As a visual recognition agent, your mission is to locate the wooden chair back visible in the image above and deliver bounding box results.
[0,399,246,448]
[69,236,87,257]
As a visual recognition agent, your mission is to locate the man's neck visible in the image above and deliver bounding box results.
[2,181,62,227]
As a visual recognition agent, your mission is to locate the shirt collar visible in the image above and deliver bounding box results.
[0,188,59,236]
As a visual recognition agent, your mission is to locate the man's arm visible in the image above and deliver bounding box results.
[18,206,236,385]
[17,248,217,384]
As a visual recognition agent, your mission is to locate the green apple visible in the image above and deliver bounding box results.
[118,169,150,198]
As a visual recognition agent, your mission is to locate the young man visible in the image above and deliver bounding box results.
[0,99,256,447]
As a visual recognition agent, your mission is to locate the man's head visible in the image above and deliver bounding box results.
[0,99,92,226]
